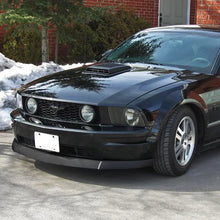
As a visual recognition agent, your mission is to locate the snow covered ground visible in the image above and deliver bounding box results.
[0,53,86,130]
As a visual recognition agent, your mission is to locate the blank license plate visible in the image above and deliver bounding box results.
[34,132,60,152]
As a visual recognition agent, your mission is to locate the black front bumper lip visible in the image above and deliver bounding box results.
[12,140,153,170]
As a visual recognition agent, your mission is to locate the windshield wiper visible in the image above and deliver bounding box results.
[147,62,165,66]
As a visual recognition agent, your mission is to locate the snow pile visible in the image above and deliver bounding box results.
[0,53,16,71]
[0,53,86,130]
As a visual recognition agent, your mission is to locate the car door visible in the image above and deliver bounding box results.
[204,61,220,141]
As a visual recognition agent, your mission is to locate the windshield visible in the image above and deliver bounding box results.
[103,31,220,73]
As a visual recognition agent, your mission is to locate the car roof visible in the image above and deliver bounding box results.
[145,25,220,34]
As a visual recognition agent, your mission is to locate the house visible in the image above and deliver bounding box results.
[0,0,219,60]
[84,0,220,27]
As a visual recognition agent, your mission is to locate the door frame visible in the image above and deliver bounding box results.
[158,0,191,26]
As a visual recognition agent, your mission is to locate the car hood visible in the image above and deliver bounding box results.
[20,63,199,106]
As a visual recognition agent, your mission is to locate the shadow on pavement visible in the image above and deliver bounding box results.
[35,146,220,192]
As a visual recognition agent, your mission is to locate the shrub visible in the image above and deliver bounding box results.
[59,23,98,63]
[1,8,151,64]
[2,28,41,64]
[59,8,151,63]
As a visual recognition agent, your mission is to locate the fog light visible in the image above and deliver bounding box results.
[80,105,95,123]
[26,98,37,114]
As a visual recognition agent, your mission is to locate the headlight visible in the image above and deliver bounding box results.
[80,105,95,123]
[26,98,37,114]
[125,108,142,126]
[16,93,23,109]
[108,107,146,127]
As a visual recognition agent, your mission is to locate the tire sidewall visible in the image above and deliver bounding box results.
[168,107,198,175]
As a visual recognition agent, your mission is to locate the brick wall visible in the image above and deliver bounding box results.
[190,0,197,24]
[197,0,220,27]
[84,0,159,26]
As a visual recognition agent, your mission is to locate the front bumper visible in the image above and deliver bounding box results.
[11,110,156,169]
[12,140,153,169]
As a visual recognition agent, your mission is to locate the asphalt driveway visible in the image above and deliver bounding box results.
[0,130,220,220]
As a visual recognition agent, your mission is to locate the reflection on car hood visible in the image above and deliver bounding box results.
[19,64,200,106]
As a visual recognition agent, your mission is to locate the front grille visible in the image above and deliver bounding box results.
[18,136,102,159]
[61,145,102,159]
[38,99,81,122]
[24,98,82,123]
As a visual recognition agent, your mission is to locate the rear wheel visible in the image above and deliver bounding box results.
[153,106,197,176]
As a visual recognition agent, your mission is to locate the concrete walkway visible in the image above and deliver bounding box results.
[0,130,220,220]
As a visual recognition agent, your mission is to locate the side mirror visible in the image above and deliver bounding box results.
[102,49,113,58]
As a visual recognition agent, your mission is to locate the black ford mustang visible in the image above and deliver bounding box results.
[11,25,220,176]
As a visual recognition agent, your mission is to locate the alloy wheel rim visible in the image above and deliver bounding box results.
[174,116,196,166]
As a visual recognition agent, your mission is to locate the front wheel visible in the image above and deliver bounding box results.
[153,106,197,176]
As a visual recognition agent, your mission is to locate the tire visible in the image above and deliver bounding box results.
[153,106,198,176]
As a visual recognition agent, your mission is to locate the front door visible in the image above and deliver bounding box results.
[160,0,189,26]
[204,75,220,141]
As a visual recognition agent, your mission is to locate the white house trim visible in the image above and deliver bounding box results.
[158,0,161,26]
[187,0,191,24]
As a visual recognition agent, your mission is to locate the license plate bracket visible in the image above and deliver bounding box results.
[34,132,60,152]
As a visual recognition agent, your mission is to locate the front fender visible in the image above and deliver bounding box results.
[129,82,208,138]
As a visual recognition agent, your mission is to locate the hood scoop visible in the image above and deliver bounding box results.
[85,63,131,76]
